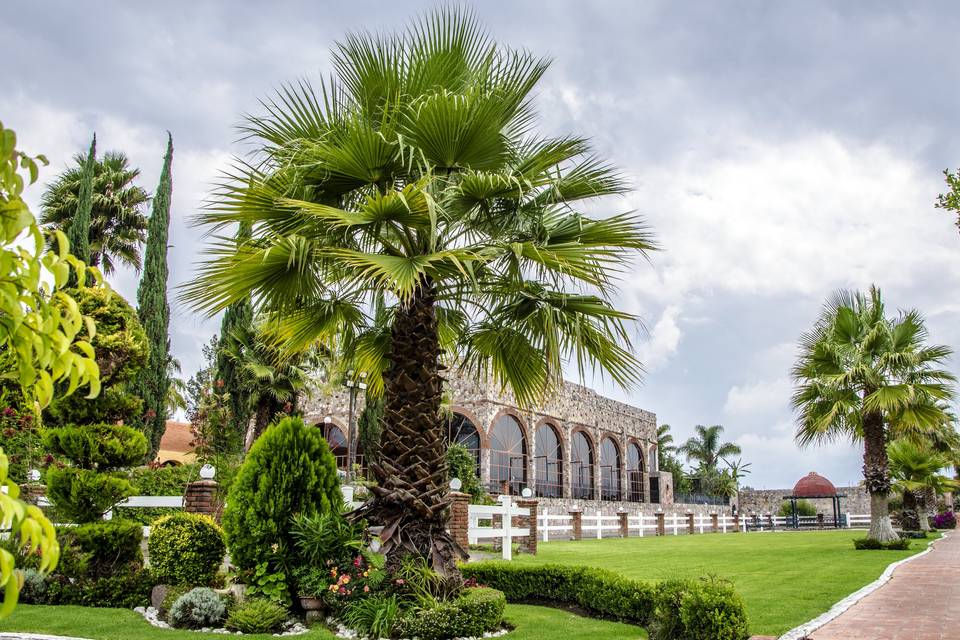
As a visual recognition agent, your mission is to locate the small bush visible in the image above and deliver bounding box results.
[169,587,228,629]
[853,537,912,550]
[149,513,225,586]
[45,568,155,608]
[70,520,143,576]
[933,511,956,529]
[395,587,506,640]
[900,530,928,539]
[678,579,749,640]
[649,580,687,640]
[222,416,342,572]
[290,511,365,569]
[777,499,816,517]
[45,467,135,523]
[161,585,192,617]
[225,598,288,634]
[19,569,48,604]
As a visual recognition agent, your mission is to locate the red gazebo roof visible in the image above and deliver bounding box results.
[792,471,837,497]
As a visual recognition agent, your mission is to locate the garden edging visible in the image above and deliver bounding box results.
[778,532,949,640]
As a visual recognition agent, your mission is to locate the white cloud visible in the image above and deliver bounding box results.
[636,304,682,370]
[724,377,792,415]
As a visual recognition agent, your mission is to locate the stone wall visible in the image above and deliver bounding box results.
[738,485,870,516]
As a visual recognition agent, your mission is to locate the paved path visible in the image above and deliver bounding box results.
[808,533,960,640]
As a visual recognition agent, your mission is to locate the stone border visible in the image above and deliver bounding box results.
[778,532,949,640]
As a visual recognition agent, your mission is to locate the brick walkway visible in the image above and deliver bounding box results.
[808,533,958,640]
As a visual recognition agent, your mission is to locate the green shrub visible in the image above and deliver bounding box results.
[777,499,817,517]
[119,463,200,524]
[649,580,687,640]
[341,594,402,639]
[148,512,225,586]
[678,579,749,640]
[43,568,155,608]
[19,569,48,604]
[290,511,365,569]
[43,423,148,469]
[246,562,291,607]
[900,530,928,539]
[461,562,655,625]
[69,520,143,576]
[447,443,484,502]
[161,585,192,617]
[222,416,341,572]
[225,599,288,634]
[395,587,506,640]
[45,467,135,523]
[853,537,911,550]
[169,587,228,629]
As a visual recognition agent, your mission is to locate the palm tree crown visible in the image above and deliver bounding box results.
[40,150,149,275]
[181,8,656,577]
[678,424,741,471]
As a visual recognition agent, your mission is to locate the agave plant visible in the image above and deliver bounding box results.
[182,8,654,577]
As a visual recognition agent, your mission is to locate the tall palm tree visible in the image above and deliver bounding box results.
[40,151,149,275]
[888,438,956,531]
[182,8,654,577]
[678,425,741,472]
[792,287,955,542]
[657,423,676,455]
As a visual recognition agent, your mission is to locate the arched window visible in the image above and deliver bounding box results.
[571,431,594,499]
[324,424,348,471]
[627,442,645,502]
[600,437,622,501]
[447,412,481,476]
[534,424,563,498]
[490,414,527,494]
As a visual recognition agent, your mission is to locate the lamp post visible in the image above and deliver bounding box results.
[344,370,368,484]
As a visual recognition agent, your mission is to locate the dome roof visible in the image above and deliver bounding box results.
[792,472,837,497]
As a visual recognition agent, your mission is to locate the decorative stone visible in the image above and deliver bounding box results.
[151,585,170,611]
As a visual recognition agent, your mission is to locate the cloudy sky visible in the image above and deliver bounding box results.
[5,1,960,488]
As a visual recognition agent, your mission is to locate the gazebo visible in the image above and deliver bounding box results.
[783,472,845,528]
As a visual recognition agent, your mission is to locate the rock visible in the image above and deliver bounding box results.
[151,585,170,611]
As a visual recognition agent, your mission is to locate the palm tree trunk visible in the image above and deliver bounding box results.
[245,400,275,451]
[901,489,920,531]
[916,490,931,532]
[862,409,898,542]
[361,281,465,579]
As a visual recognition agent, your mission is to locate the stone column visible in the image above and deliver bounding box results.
[569,509,582,540]
[733,513,741,532]
[711,513,719,533]
[516,498,538,554]
[618,509,629,538]
[184,479,220,521]
[491,513,503,551]
[642,472,651,504]
[448,492,471,552]
[655,512,665,536]
[686,512,695,535]
[18,483,46,506]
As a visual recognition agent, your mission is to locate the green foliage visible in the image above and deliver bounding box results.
[43,423,147,470]
[225,598,288,634]
[222,416,341,572]
[18,570,47,605]
[649,578,748,640]
[460,562,655,625]
[65,135,95,268]
[160,585,192,617]
[0,389,41,483]
[853,537,912,550]
[246,562,290,607]
[168,587,227,629]
[357,395,384,465]
[342,593,402,639]
[394,587,506,640]
[67,520,143,577]
[148,513,225,586]
[659,454,692,495]
[41,568,154,608]
[777,500,817,517]
[679,425,741,475]
[117,463,199,524]
[936,167,960,231]
[132,134,174,459]
[290,512,365,569]
[447,443,484,501]
[45,467,134,523]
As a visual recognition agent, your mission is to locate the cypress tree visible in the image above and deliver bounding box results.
[215,222,253,441]
[66,134,95,284]
[133,133,173,458]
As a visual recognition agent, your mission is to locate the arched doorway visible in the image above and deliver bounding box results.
[627,442,645,502]
[447,412,481,478]
[490,414,527,494]
[324,423,349,471]
[534,423,563,498]
[600,437,623,501]
[571,431,594,499]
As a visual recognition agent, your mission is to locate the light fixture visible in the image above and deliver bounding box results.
[521,487,533,498]
[199,464,216,480]
[324,415,332,425]
[27,469,41,483]
[449,478,463,491]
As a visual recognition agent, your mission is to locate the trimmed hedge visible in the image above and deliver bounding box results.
[68,520,143,576]
[395,587,506,640]
[148,512,226,586]
[853,537,911,550]
[461,562,655,625]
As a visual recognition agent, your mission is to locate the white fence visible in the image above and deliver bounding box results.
[467,495,531,560]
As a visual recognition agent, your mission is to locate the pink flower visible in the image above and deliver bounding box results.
[363,586,370,593]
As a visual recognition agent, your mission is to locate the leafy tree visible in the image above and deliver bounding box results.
[40,150,148,274]
[446,443,483,502]
[357,394,384,467]
[659,453,692,495]
[936,168,960,232]
[182,8,654,578]
[792,287,955,542]
[678,425,741,473]
[65,135,95,271]
[132,134,173,459]
[0,121,102,617]
[657,423,676,455]
[185,335,219,422]
[888,438,956,531]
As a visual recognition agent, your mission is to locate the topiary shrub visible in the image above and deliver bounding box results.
[222,416,341,572]
[225,598,288,634]
[45,467,134,523]
[169,587,228,629]
[67,519,143,577]
[394,587,506,640]
[148,512,225,586]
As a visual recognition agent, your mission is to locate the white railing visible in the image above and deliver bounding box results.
[467,495,530,560]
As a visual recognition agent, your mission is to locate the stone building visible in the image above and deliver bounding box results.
[301,370,675,510]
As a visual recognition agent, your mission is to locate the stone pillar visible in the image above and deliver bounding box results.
[642,472,651,504]
[448,492,471,552]
[516,498,538,554]
[711,513,719,533]
[184,480,220,521]
[18,483,46,506]
[491,513,503,551]
[733,514,741,532]
[569,509,582,540]
[655,512,665,536]
[618,510,629,538]
[766,513,774,530]
[686,512,695,535]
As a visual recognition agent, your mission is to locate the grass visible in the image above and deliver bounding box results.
[512,529,936,636]
[0,603,645,639]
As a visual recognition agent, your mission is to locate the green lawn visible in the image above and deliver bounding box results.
[512,529,935,636]
[0,604,645,639]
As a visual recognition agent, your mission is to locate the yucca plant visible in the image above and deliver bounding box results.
[182,8,655,578]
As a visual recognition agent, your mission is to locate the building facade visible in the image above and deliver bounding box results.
[301,370,675,508]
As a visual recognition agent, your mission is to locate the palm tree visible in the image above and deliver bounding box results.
[40,151,149,275]
[182,8,654,577]
[792,287,955,542]
[657,423,676,455]
[888,438,956,531]
[678,425,741,472]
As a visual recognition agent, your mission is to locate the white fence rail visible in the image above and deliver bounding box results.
[467,495,530,560]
